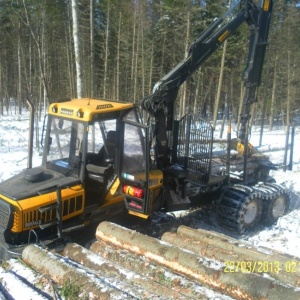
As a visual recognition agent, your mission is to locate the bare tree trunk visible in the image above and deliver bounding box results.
[213,40,227,127]
[130,12,136,86]
[259,50,271,146]
[160,33,166,78]
[180,11,191,117]
[249,103,256,135]
[286,50,291,129]
[140,20,145,99]
[143,42,154,121]
[17,22,22,116]
[65,17,75,98]
[133,13,140,103]
[230,72,234,120]
[20,0,49,107]
[71,0,83,98]
[193,70,201,114]
[237,81,244,135]
[22,35,31,103]
[41,24,47,114]
[130,9,139,103]
[201,75,213,119]
[90,0,95,98]
[269,54,278,131]
[116,11,121,101]
[103,0,110,98]
[148,43,154,94]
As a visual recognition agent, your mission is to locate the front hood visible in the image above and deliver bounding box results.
[0,167,79,201]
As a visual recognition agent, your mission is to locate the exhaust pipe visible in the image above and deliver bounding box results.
[26,99,34,169]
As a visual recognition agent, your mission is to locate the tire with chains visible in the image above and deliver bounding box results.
[257,182,290,225]
[217,183,290,234]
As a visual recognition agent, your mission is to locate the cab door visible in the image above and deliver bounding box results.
[119,120,158,218]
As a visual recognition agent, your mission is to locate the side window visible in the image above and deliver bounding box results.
[87,124,103,154]
[123,123,146,176]
[87,120,116,154]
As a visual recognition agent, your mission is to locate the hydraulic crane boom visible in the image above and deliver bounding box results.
[238,0,273,147]
[141,0,273,169]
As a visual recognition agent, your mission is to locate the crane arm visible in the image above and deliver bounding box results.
[238,0,273,143]
[141,0,273,168]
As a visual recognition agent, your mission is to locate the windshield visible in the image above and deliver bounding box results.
[45,117,85,175]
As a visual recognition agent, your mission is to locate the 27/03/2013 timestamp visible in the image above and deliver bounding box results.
[224,260,300,274]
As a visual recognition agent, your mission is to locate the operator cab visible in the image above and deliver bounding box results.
[84,122,117,204]
[43,115,120,206]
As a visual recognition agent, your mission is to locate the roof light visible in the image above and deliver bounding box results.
[52,105,58,113]
[77,109,84,118]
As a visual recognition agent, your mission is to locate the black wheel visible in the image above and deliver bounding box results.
[261,183,290,225]
[217,185,263,234]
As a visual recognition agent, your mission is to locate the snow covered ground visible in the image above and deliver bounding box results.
[0,110,43,182]
[172,122,300,258]
[0,110,299,258]
[241,125,300,258]
[0,108,300,299]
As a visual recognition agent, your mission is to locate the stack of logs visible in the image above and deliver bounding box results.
[21,221,300,299]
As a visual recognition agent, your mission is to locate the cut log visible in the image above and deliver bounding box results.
[0,259,54,299]
[22,244,145,299]
[162,228,300,288]
[96,221,300,300]
[63,242,189,299]
[194,151,274,178]
[176,226,299,263]
[90,240,211,300]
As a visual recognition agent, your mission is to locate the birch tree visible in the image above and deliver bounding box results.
[102,0,111,99]
[0,0,298,122]
[90,0,95,98]
[213,40,227,127]
[71,0,83,99]
[269,54,278,131]
[180,10,191,117]
[14,0,49,111]
[17,21,22,115]
[116,11,121,101]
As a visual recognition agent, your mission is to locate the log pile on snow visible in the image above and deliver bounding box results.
[10,221,300,299]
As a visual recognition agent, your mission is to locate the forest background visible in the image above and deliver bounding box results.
[0,0,299,133]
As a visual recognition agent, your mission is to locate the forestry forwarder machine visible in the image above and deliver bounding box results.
[0,0,290,260]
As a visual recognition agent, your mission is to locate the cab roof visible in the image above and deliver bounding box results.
[49,98,134,122]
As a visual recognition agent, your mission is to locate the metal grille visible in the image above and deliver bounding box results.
[24,195,84,229]
[63,195,83,216]
[0,199,11,232]
[177,115,213,186]
[24,207,56,229]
